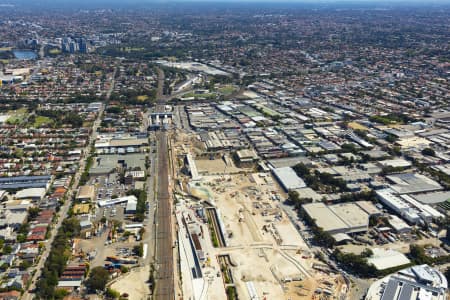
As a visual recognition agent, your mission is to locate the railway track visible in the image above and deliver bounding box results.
[206,207,226,248]
[154,131,174,300]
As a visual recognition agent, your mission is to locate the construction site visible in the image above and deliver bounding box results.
[172,131,348,300]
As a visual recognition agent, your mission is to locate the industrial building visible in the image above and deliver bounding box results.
[301,202,369,234]
[366,264,447,300]
[329,203,369,233]
[388,215,412,233]
[76,185,95,203]
[412,191,450,205]
[272,167,306,191]
[15,188,46,201]
[367,248,411,271]
[355,201,382,217]
[376,189,443,224]
[386,173,443,194]
[89,154,146,175]
[0,175,51,190]
[235,149,259,166]
[125,197,137,214]
[97,195,137,207]
[94,134,148,155]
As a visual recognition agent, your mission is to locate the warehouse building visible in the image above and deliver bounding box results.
[235,149,259,166]
[388,215,412,233]
[97,195,137,208]
[125,197,137,214]
[376,189,443,224]
[376,189,421,224]
[0,175,51,190]
[355,201,382,217]
[301,202,369,234]
[412,191,450,205]
[76,185,96,203]
[89,154,146,175]
[94,136,148,154]
[15,188,46,201]
[330,203,369,233]
[368,248,411,271]
[185,154,201,181]
[386,173,443,194]
[272,167,306,191]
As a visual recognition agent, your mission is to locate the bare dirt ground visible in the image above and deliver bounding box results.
[195,158,243,175]
[110,265,151,300]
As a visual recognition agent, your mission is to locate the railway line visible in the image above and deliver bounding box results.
[206,207,227,248]
[154,131,174,300]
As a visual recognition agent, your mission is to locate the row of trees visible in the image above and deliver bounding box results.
[333,248,414,278]
[298,207,335,248]
[369,113,419,125]
[287,190,313,209]
[109,88,157,105]
[34,109,84,128]
[293,162,348,193]
[36,217,81,299]
[126,189,147,222]
[409,244,450,265]
[332,248,378,277]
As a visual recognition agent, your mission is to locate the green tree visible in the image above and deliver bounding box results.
[28,207,40,220]
[421,148,435,156]
[133,243,144,257]
[85,266,110,292]
[19,260,31,270]
[54,288,69,299]
[409,244,433,265]
[105,288,120,299]
[3,245,12,254]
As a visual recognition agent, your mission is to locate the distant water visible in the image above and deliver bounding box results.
[13,50,37,60]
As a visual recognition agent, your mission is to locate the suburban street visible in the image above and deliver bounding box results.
[22,105,104,300]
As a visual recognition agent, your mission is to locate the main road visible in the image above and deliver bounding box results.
[21,66,116,300]
[22,104,104,300]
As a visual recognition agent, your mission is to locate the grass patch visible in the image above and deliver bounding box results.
[182,92,217,100]
[254,104,282,117]
[7,108,28,125]
[82,121,93,127]
[218,85,237,95]
[49,48,61,55]
[121,47,145,52]
[137,95,149,102]
[34,116,53,127]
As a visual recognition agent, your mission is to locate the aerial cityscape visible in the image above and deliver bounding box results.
[0,1,449,300]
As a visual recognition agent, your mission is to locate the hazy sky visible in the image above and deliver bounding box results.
[2,0,450,8]
[4,0,450,3]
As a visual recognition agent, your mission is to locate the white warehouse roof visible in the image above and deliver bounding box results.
[15,188,46,200]
[302,202,349,234]
[272,167,306,191]
[97,195,137,207]
[368,248,411,270]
